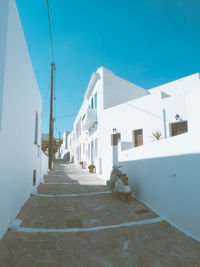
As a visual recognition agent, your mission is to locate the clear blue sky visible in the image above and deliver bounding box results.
[16,0,200,137]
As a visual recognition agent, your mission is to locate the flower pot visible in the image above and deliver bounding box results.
[89,168,94,173]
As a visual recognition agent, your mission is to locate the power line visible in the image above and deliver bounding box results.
[35,63,51,73]
[55,113,77,119]
[47,0,54,63]
[56,74,80,106]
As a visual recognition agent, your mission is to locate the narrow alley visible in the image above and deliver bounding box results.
[0,161,200,267]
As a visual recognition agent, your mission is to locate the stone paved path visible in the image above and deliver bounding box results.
[0,162,200,267]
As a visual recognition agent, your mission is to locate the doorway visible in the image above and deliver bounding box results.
[111,133,121,166]
[111,133,121,146]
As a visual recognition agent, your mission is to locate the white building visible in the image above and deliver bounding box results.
[0,0,48,239]
[72,66,148,172]
[70,66,200,240]
[60,131,72,161]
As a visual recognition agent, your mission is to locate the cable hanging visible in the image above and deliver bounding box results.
[47,0,54,63]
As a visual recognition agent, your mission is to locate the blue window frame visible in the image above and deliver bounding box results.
[91,97,94,109]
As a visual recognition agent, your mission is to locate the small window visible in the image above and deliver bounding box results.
[95,93,97,109]
[34,112,39,144]
[33,169,36,186]
[170,121,188,137]
[133,129,143,147]
[82,114,86,121]
[91,97,94,109]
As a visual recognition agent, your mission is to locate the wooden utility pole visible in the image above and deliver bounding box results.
[48,62,55,170]
[58,131,61,159]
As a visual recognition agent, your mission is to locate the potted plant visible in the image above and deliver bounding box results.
[88,164,95,173]
[151,130,163,141]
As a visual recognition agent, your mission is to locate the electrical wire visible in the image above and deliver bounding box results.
[55,113,77,119]
[43,77,51,103]
[35,63,51,73]
[56,74,80,106]
[47,0,54,63]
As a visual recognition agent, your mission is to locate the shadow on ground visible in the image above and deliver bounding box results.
[0,161,200,267]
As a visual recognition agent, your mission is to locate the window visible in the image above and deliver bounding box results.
[133,129,143,147]
[170,121,188,137]
[34,112,39,144]
[111,133,121,146]
[33,170,36,186]
[82,114,86,121]
[91,97,94,109]
[95,93,97,109]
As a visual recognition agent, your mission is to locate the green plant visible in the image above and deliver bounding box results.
[151,130,162,141]
[42,137,62,156]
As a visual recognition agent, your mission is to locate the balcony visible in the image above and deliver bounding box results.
[82,109,97,131]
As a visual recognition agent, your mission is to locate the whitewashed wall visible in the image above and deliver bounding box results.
[0,0,48,239]
[73,67,104,169]
[0,0,9,128]
[72,67,148,173]
[96,74,200,240]
[103,68,148,109]
[40,152,48,183]
[100,74,200,179]
[69,64,200,240]
[117,87,200,241]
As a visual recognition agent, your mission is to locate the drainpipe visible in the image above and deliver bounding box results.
[163,108,167,138]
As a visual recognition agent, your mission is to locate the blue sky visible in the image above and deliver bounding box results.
[16,0,200,137]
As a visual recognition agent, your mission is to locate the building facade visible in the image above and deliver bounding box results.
[0,0,48,239]
[70,66,148,174]
[68,67,200,240]
[70,67,200,179]
[60,131,71,160]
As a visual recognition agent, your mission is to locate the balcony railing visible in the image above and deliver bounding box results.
[82,109,97,131]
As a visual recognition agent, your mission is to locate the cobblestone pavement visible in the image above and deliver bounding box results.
[0,162,200,267]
